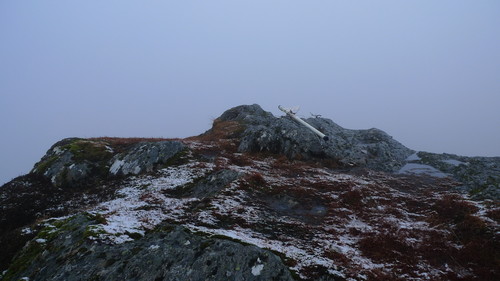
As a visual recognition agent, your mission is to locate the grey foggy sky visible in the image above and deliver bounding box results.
[1,0,499,185]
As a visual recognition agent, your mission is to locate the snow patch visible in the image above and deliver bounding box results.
[406,153,421,161]
[89,162,213,244]
[251,261,264,276]
[149,245,160,250]
[21,227,33,235]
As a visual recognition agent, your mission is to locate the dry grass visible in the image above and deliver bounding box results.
[89,137,180,153]
[188,119,244,142]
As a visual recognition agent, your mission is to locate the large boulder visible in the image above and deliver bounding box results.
[31,138,114,187]
[109,141,185,176]
[399,151,500,200]
[212,104,413,172]
[2,215,294,281]
[31,138,186,187]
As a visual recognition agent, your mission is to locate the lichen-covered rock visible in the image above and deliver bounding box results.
[31,138,114,187]
[215,104,413,172]
[2,215,294,281]
[167,169,240,198]
[109,141,185,176]
[406,152,500,200]
[31,138,186,187]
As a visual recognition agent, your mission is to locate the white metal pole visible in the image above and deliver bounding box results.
[278,105,329,141]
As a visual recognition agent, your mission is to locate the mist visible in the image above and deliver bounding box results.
[1,0,499,185]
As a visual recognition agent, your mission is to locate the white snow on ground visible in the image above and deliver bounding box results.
[39,140,496,280]
[21,227,33,235]
[251,261,264,276]
[88,162,214,244]
[345,216,372,232]
[186,224,345,280]
[148,244,160,250]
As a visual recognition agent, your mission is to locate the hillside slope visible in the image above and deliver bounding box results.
[1,104,498,281]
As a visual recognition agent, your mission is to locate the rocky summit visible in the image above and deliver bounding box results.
[1,104,499,281]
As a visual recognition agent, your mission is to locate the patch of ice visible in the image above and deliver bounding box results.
[406,153,421,161]
[251,261,264,276]
[21,227,33,235]
[397,163,448,178]
[35,238,46,244]
[53,147,64,155]
[149,244,160,250]
[133,165,141,174]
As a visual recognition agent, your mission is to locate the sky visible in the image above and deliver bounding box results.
[1,0,499,185]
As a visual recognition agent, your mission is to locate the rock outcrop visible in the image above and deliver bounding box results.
[109,141,185,176]
[32,138,185,187]
[209,104,413,172]
[399,151,500,200]
[1,104,499,281]
[3,215,293,281]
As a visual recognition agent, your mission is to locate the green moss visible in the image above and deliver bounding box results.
[64,140,111,162]
[35,217,74,241]
[1,241,44,281]
[152,224,176,233]
[63,140,114,182]
[162,148,190,167]
[104,258,118,268]
[166,175,206,198]
[131,247,142,255]
[88,273,101,281]
[84,212,107,225]
[33,155,58,174]
[125,232,143,240]
[83,225,106,239]
[37,227,61,241]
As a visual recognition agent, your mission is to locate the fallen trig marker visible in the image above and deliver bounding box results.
[278,105,329,141]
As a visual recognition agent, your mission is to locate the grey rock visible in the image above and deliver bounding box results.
[397,163,449,178]
[31,138,186,187]
[31,138,113,187]
[217,104,413,172]
[168,169,240,199]
[411,152,500,200]
[109,141,185,176]
[3,215,294,281]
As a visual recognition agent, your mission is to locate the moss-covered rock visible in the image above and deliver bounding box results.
[31,138,186,187]
[211,104,413,172]
[108,141,185,176]
[2,215,293,281]
[31,138,114,187]
[414,152,500,199]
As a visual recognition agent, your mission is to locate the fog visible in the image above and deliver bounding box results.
[1,0,499,185]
